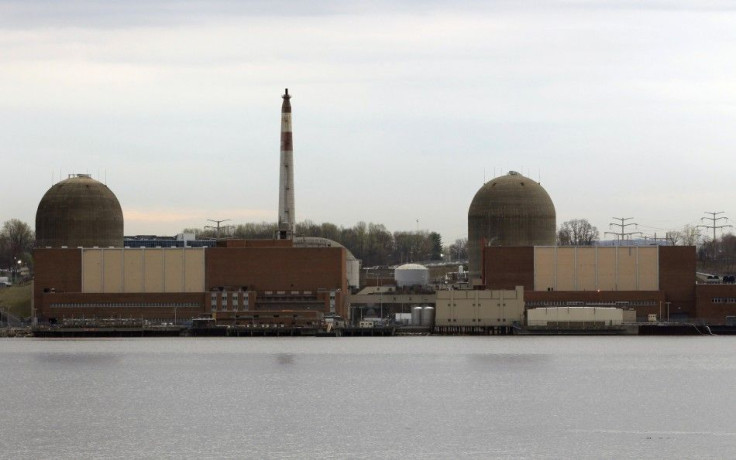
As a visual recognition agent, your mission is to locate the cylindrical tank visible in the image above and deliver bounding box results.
[421,306,435,327]
[467,171,556,277]
[36,174,124,248]
[395,263,430,287]
[411,306,423,326]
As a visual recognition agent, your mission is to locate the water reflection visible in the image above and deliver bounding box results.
[276,353,295,365]
[466,353,551,366]
[35,352,122,365]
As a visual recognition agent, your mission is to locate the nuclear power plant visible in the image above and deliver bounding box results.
[32,89,349,335]
[29,89,736,336]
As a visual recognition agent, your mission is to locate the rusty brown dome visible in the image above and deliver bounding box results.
[35,174,124,248]
[467,171,556,276]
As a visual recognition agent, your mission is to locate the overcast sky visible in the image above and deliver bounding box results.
[2,0,736,244]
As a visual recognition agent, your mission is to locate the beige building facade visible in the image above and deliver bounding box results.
[534,246,659,292]
[435,286,524,328]
[527,306,624,327]
[81,248,206,294]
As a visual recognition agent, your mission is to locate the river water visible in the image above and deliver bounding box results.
[1,336,735,459]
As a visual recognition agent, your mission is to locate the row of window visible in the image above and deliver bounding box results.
[525,300,656,307]
[210,305,249,311]
[712,298,736,304]
[51,302,200,308]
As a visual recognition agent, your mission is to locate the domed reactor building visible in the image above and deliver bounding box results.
[467,171,556,277]
[36,174,124,248]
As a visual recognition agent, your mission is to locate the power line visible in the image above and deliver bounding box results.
[641,233,669,245]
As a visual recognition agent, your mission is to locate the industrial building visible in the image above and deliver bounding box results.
[348,263,434,325]
[461,170,736,328]
[32,89,349,329]
[434,287,524,333]
[33,242,347,326]
[481,245,694,322]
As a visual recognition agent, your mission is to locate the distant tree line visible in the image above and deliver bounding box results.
[557,219,707,248]
[697,232,736,274]
[183,220,466,267]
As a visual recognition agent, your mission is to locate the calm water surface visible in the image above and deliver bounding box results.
[1,336,735,459]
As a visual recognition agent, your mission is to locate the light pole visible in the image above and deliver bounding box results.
[377,270,383,321]
[13,258,21,283]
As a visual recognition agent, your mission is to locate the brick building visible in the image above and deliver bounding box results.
[33,240,348,325]
[483,245,698,322]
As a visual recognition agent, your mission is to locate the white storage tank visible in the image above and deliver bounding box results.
[411,306,423,326]
[421,306,435,327]
[394,263,430,287]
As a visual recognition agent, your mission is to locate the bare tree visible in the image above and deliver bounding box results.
[447,238,468,261]
[665,230,682,246]
[681,224,701,246]
[666,225,701,246]
[557,219,599,246]
[0,219,35,270]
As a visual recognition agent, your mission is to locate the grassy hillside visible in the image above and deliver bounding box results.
[0,282,32,318]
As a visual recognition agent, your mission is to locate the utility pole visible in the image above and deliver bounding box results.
[699,212,732,259]
[605,217,641,245]
[206,219,231,239]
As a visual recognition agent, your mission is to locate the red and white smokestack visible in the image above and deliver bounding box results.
[278,88,295,239]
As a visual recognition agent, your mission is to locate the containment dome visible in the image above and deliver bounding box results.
[467,171,556,276]
[36,174,124,248]
[394,263,430,287]
[293,236,361,289]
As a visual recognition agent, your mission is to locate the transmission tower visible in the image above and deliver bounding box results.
[699,212,732,259]
[605,217,641,245]
[206,219,231,239]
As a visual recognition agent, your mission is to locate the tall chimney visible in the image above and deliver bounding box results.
[277,88,295,239]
